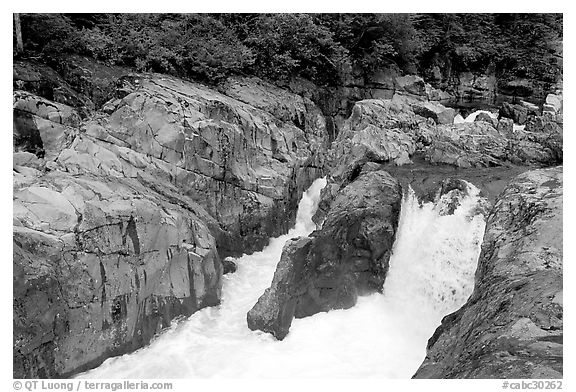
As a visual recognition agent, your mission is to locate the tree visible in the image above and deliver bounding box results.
[14,13,23,54]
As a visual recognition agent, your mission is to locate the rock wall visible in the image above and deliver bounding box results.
[13,66,329,377]
[93,74,327,255]
[413,166,563,378]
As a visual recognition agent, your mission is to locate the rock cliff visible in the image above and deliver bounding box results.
[13,62,329,377]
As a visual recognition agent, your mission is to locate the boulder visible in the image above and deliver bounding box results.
[414,167,563,378]
[499,78,535,97]
[411,101,456,124]
[222,257,238,275]
[247,170,402,339]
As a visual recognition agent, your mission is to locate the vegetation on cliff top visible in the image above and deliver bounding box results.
[15,13,562,87]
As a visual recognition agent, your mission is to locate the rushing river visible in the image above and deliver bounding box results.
[81,177,486,378]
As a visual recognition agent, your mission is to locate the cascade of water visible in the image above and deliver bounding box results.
[81,178,485,379]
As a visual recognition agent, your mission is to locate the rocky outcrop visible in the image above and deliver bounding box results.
[247,170,402,339]
[13,69,329,377]
[414,166,562,378]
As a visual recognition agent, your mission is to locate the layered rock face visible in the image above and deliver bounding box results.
[414,166,563,378]
[247,170,402,339]
[13,68,328,377]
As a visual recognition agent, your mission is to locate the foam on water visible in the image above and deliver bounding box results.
[454,109,525,131]
[80,177,486,379]
[454,109,498,124]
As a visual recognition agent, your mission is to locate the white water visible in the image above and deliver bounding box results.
[453,109,526,131]
[80,178,486,379]
[454,109,498,124]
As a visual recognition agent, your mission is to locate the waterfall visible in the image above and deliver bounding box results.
[80,178,486,378]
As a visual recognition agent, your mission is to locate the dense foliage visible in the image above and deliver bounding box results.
[15,13,562,87]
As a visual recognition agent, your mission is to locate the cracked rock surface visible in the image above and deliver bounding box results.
[13,70,329,377]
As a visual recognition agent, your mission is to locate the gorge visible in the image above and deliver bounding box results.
[13,13,562,380]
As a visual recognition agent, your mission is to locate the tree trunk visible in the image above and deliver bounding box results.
[14,13,23,54]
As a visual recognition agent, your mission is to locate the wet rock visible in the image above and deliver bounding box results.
[414,166,563,379]
[383,164,530,205]
[50,55,132,109]
[248,170,402,340]
[222,257,238,275]
[454,72,498,101]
